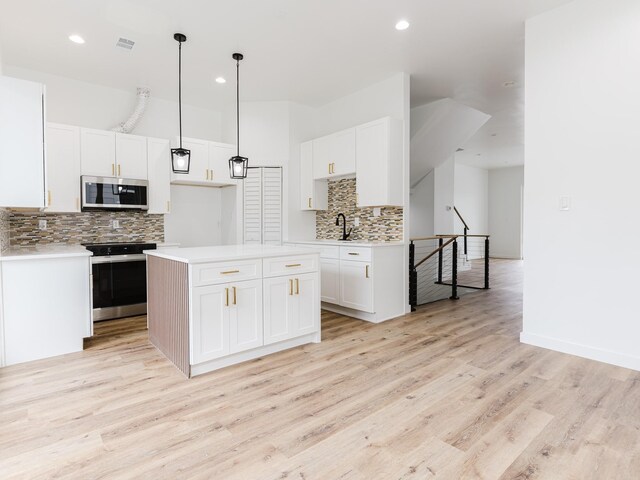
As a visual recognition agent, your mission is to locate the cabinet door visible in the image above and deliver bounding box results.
[115,133,148,180]
[339,260,374,313]
[295,273,320,336]
[312,135,332,179]
[171,137,209,184]
[331,128,356,176]
[147,137,171,214]
[191,284,230,364]
[229,279,263,353]
[320,258,340,304]
[300,141,314,210]
[209,142,237,186]
[46,123,81,212]
[0,76,46,209]
[263,276,295,345]
[80,128,116,177]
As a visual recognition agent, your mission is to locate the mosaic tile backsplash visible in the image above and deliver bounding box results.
[316,178,403,242]
[0,208,9,252]
[9,211,165,247]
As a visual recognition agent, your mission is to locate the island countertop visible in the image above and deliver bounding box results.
[144,244,320,265]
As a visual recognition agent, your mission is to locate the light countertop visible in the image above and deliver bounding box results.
[286,239,405,248]
[0,245,93,262]
[145,244,320,265]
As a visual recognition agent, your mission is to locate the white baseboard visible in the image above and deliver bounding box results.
[520,332,640,371]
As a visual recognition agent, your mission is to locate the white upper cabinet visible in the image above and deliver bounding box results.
[300,141,327,211]
[115,133,147,180]
[80,129,148,180]
[46,123,81,212]
[312,128,356,180]
[147,137,171,215]
[208,142,237,186]
[331,128,356,176]
[171,137,236,187]
[356,117,403,207]
[312,135,333,179]
[0,76,46,209]
[80,128,116,177]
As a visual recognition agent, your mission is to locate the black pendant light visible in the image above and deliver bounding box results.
[229,53,248,179]
[171,33,190,174]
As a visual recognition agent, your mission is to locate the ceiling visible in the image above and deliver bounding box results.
[0,0,573,166]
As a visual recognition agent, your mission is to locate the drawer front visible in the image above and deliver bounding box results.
[263,254,319,278]
[191,259,262,286]
[339,246,372,262]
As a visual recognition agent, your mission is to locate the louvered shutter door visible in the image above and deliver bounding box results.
[262,168,282,245]
[243,168,263,244]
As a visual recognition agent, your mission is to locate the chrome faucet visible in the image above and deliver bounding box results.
[335,213,352,241]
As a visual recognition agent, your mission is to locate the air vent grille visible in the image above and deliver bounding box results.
[116,38,135,50]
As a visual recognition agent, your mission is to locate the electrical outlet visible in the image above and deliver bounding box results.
[38,219,47,230]
[373,207,382,217]
[354,217,360,227]
[112,219,120,229]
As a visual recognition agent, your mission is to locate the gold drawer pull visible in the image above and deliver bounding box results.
[366,265,369,278]
[221,270,240,275]
[289,279,294,295]
[308,197,312,208]
[348,252,360,256]
[286,264,302,268]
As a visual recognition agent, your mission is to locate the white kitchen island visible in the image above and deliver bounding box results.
[145,245,321,377]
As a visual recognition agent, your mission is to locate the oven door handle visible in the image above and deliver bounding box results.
[91,254,148,264]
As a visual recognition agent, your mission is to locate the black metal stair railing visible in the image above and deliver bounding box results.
[409,234,490,310]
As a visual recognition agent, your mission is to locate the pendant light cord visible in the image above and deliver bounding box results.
[178,40,183,149]
[236,58,240,157]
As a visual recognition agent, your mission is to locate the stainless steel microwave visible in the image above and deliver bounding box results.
[81,176,149,211]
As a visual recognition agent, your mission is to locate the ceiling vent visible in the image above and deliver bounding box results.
[116,38,135,50]
[456,148,465,152]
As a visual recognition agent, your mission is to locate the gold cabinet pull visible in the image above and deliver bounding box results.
[289,279,293,295]
[286,264,302,268]
[295,278,299,295]
[348,252,360,256]
[166,201,171,212]
[328,163,331,174]
[221,270,240,275]
[210,169,214,180]
[206,169,209,180]
[225,288,229,307]
[111,164,115,175]
[366,265,369,278]
[308,197,312,208]
[47,190,52,206]
[117,164,121,177]
[233,286,237,305]
[332,163,335,174]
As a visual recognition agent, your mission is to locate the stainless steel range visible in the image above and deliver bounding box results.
[83,242,157,321]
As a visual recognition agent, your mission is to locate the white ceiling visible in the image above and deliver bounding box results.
[0,0,572,166]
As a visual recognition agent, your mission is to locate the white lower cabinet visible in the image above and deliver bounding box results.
[264,272,320,345]
[320,258,340,304]
[191,279,263,364]
[339,260,374,313]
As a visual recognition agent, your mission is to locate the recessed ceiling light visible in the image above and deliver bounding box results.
[215,77,226,84]
[395,20,410,31]
[69,34,85,44]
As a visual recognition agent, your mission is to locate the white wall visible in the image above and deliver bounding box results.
[410,171,434,238]
[454,163,488,236]
[164,185,222,247]
[523,0,640,370]
[433,157,455,235]
[3,65,222,140]
[489,166,523,259]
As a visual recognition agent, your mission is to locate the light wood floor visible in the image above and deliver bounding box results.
[1,260,639,479]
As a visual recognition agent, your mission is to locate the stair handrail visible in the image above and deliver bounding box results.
[414,237,457,269]
[453,206,470,230]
